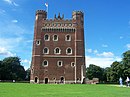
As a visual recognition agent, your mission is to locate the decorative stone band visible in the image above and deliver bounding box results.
[41,27,76,33]
[32,55,84,58]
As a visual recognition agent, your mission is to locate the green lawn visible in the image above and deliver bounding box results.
[0,83,130,97]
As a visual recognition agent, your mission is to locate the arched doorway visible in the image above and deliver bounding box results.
[60,77,64,83]
[34,77,38,83]
[45,78,48,84]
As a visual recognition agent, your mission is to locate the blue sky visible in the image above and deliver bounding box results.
[0,0,130,69]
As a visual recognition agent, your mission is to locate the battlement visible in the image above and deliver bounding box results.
[36,10,47,15]
[35,10,47,20]
[73,11,83,14]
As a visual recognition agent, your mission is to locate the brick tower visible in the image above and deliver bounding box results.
[30,10,86,84]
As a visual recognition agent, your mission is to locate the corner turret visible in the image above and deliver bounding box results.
[35,10,47,20]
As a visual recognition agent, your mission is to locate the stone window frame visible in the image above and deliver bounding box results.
[36,40,41,46]
[66,47,72,55]
[53,34,58,41]
[44,34,50,41]
[65,34,71,41]
[54,47,61,54]
[42,60,48,67]
[57,61,63,67]
[71,62,75,67]
[43,47,49,54]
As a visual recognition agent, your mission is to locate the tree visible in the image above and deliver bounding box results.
[0,61,3,79]
[86,64,104,81]
[106,61,122,82]
[122,50,130,79]
[25,68,30,81]
[0,57,26,81]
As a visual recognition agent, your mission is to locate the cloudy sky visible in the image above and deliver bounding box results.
[0,0,130,69]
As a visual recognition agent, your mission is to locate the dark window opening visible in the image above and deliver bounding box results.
[44,35,49,41]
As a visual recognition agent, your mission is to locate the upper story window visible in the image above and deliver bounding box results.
[53,35,58,41]
[66,47,72,55]
[44,34,50,41]
[36,40,40,46]
[57,61,63,67]
[65,34,71,41]
[43,47,49,54]
[42,60,48,67]
[54,47,61,54]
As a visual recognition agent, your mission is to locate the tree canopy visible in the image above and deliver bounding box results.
[0,57,26,81]
[86,50,130,83]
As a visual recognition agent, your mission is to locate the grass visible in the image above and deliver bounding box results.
[0,83,130,97]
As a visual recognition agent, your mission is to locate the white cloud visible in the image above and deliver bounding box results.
[3,0,12,4]
[102,44,108,48]
[21,59,31,70]
[0,37,23,51]
[11,19,18,23]
[0,47,16,57]
[93,49,98,54]
[3,0,19,6]
[85,56,121,68]
[87,49,92,53]
[96,52,114,57]
[126,44,130,49]
[13,2,19,6]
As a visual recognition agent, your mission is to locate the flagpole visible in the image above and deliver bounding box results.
[45,3,48,19]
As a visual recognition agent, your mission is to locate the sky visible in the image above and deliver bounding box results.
[0,0,130,69]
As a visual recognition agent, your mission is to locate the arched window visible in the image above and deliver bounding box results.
[43,47,49,54]
[36,40,40,46]
[54,47,61,54]
[57,61,63,67]
[66,47,72,55]
[65,34,71,41]
[42,60,48,67]
[53,35,58,41]
[71,62,75,67]
[44,34,50,41]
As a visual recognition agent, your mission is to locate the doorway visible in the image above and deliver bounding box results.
[45,78,48,84]
[34,77,38,83]
[60,77,64,83]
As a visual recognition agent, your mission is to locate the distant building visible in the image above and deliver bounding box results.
[30,10,86,84]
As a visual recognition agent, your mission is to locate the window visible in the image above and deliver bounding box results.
[66,47,72,55]
[31,69,34,74]
[36,40,40,46]
[65,34,71,41]
[44,34,50,41]
[43,47,49,54]
[53,35,58,41]
[54,47,61,54]
[42,60,48,67]
[57,61,63,67]
[71,62,75,67]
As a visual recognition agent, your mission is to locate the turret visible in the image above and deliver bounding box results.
[35,10,47,20]
[72,11,84,21]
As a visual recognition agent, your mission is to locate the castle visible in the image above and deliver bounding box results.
[30,10,86,84]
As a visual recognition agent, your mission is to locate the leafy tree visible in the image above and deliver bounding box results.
[25,68,30,81]
[121,50,130,79]
[106,61,122,82]
[0,61,3,79]
[0,57,26,81]
[86,64,104,81]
